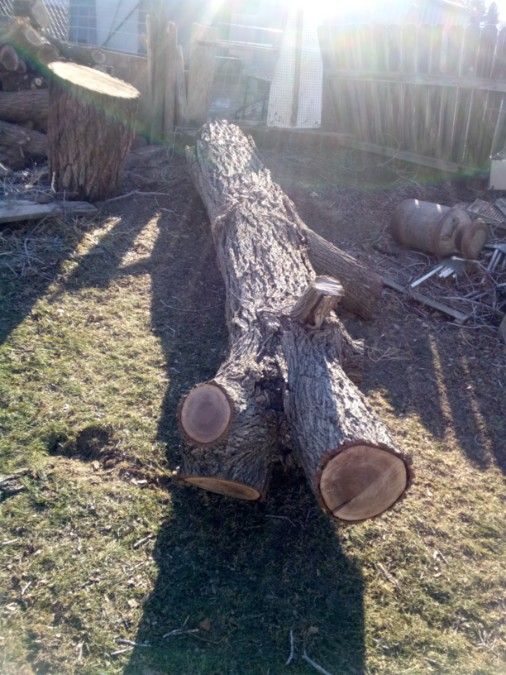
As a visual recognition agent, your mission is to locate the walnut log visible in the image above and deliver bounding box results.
[47,61,140,201]
[179,121,411,521]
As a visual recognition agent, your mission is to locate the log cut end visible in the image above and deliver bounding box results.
[320,445,408,522]
[179,382,233,445]
[48,61,140,100]
[183,476,261,500]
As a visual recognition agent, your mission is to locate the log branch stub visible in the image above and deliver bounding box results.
[282,325,411,522]
[291,275,343,328]
[303,226,383,320]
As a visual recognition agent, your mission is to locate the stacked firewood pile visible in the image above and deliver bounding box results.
[0,15,58,169]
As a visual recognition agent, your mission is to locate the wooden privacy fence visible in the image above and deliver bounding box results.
[318,24,506,173]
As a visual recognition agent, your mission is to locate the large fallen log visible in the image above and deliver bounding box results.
[179,121,411,522]
[47,61,140,201]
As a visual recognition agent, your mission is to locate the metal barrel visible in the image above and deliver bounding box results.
[391,199,487,259]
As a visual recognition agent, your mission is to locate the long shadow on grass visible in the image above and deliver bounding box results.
[0,219,87,346]
[126,190,365,673]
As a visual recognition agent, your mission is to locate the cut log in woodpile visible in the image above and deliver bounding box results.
[47,61,140,201]
[1,16,59,66]
[0,89,48,130]
[179,120,411,522]
[0,118,46,169]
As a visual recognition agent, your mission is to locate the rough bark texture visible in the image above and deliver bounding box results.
[0,89,48,130]
[304,227,383,320]
[282,326,409,521]
[47,61,139,201]
[181,121,410,519]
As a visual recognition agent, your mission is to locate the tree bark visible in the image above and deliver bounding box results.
[47,61,140,201]
[180,121,411,521]
[0,89,48,130]
[279,197,383,319]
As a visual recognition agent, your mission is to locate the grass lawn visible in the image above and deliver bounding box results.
[0,147,504,674]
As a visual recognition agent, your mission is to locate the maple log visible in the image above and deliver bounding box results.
[47,61,140,201]
[179,121,410,521]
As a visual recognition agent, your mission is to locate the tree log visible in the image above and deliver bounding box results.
[180,121,411,521]
[0,119,46,160]
[0,44,20,71]
[0,89,48,130]
[1,17,59,66]
[279,197,383,319]
[47,61,140,201]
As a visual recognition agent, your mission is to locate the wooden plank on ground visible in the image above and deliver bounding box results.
[0,200,97,225]
[383,277,470,323]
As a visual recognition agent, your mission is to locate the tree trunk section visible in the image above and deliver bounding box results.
[180,121,411,520]
[47,61,139,201]
[0,89,48,130]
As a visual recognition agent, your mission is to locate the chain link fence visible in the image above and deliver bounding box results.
[0,1,144,52]
[0,0,70,40]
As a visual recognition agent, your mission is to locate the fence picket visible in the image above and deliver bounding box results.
[318,22,506,172]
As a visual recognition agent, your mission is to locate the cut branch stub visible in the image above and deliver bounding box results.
[179,382,233,445]
[291,275,343,328]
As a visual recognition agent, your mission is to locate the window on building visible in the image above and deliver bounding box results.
[70,0,97,45]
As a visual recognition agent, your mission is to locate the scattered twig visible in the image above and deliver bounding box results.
[116,638,149,647]
[285,629,295,666]
[302,649,334,675]
[102,190,170,204]
[110,647,133,656]
[377,562,401,590]
[162,628,199,639]
[132,533,155,549]
[266,514,296,527]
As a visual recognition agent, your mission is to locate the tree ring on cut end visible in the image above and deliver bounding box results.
[184,476,260,500]
[180,383,232,445]
[320,445,408,522]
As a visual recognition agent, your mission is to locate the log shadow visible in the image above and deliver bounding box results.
[126,476,365,674]
[0,218,87,346]
[126,191,365,673]
[355,308,505,473]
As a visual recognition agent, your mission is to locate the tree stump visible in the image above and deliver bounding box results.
[179,121,411,522]
[47,61,140,201]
